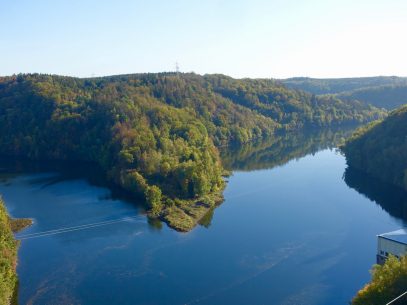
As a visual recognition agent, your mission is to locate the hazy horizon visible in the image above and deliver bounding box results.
[2,71,407,80]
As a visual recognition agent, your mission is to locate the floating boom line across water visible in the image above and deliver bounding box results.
[17,216,143,240]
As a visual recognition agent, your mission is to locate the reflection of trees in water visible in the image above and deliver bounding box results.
[344,167,407,224]
[220,127,355,171]
[0,158,141,204]
[0,158,149,238]
[198,207,215,228]
[0,127,357,234]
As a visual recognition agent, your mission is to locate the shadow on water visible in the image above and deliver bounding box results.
[220,127,356,171]
[0,157,152,243]
[0,157,139,204]
[344,166,407,225]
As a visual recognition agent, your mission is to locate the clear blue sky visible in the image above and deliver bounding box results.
[1,0,406,78]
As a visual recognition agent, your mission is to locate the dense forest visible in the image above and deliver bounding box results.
[204,75,383,129]
[342,105,407,192]
[352,255,407,305]
[281,76,407,110]
[0,73,384,231]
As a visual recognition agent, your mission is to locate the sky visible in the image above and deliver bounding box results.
[1,0,407,79]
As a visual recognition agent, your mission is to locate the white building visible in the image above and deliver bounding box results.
[377,229,407,264]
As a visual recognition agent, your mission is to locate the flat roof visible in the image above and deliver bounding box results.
[379,229,407,245]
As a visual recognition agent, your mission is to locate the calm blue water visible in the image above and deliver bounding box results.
[1,134,406,305]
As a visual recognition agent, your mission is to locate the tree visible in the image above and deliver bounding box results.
[352,255,407,305]
[145,186,162,215]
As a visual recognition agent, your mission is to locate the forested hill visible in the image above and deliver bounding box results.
[0,73,384,231]
[281,76,407,95]
[336,85,407,110]
[281,76,407,110]
[204,74,383,128]
[83,73,384,133]
[342,105,407,191]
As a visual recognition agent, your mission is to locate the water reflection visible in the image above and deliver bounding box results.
[1,127,356,234]
[344,167,407,225]
[0,158,149,241]
[1,126,405,305]
[220,128,354,171]
[0,157,140,203]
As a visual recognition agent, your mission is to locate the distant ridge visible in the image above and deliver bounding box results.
[280,76,407,109]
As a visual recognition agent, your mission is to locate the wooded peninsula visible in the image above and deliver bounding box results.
[0,73,385,231]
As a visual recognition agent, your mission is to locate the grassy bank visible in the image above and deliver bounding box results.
[155,192,224,232]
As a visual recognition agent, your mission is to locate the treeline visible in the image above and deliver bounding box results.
[0,73,384,230]
[0,198,18,305]
[342,105,407,192]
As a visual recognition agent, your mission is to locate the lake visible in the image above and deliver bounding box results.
[1,129,406,305]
